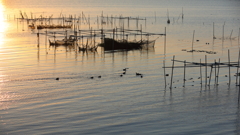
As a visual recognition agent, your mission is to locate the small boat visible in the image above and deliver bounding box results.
[98,38,155,50]
[49,36,75,46]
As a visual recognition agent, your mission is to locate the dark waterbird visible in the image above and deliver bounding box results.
[136,72,142,76]
[56,78,59,80]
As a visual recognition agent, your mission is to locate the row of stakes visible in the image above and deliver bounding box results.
[164,50,240,89]
[165,73,240,88]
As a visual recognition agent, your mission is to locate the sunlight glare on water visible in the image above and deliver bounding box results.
[0,0,7,47]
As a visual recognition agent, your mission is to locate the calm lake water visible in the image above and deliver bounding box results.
[1,0,240,134]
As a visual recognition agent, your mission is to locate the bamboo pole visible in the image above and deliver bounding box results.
[116,27,118,40]
[145,17,146,28]
[53,32,56,44]
[222,22,225,41]
[128,17,129,28]
[192,30,195,51]
[200,59,202,86]
[164,27,166,55]
[164,60,167,88]
[228,49,231,86]
[217,58,220,85]
[214,59,217,86]
[112,28,115,50]
[22,19,24,31]
[141,25,142,42]
[205,55,207,87]
[209,65,213,86]
[213,22,216,39]
[122,23,125,41]
[238,28,240,45]
[45,30,47,45]
[170,55,175,90]
[237,50,240,86]
[238,76,240,103]
[183,60,186,87]
[94,30,96,49]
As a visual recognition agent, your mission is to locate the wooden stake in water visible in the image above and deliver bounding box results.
[37,29,40,45]
[192,30,195,51]
[164,27,166,55]
[170,55,175,90]
[205,55,207,87]
[228,49,231,86]
[217,58,220,85]
[183,60,186,87]
[163,60,167,88]
[222,22,225,41]
[214,59,217,85]
[45,30,47,46]
[112,28,115,50]
[141,25,142,42]
[238,28,240,45]
[209,65,213,86]
[200,59,202,86]
[237,50,240,86]
[238,76,240,103]
[145,17,147,28]
[213,22,216,39]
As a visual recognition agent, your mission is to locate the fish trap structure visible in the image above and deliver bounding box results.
[163,50,240,89]
[36,27,166,52]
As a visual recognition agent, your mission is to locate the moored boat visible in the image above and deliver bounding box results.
[98,38,155,50]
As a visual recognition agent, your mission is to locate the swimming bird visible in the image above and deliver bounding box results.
[90,77,94,79]
[98,76,101,78]
[136,72,142,76]
[120,74,123,77]
[56,78,59,80]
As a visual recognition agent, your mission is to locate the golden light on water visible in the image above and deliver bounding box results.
[0,0,7,48]
[0,1,8,84]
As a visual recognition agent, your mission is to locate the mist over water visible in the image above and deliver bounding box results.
[1,0,240,134]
